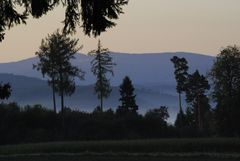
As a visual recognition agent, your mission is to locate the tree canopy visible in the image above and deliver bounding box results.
[0,0,129,42]
[34,30,85,112]
[210,45,240,136]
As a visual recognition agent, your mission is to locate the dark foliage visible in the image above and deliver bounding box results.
[210,45,240,136]
[0,83,11,100]
[185,70,210,133]
[0,103,177,145]
[0,0,129,41]
[117,76,138,115]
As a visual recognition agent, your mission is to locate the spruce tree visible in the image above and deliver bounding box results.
[117,76,138,115]
[89,40,115,111]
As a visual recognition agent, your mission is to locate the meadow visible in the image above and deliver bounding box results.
[0,138,239,161]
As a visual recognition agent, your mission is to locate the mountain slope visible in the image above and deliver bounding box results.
[0,52,215,86]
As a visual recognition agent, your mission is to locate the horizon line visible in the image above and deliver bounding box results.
[0,51,215,64]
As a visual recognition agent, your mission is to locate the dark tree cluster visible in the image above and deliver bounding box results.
[0,103,173,145]
[171,56,211,136]
[210,45,240,136]
[170,45,240,137]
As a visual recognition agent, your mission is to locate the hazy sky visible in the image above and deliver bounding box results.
[1,0,240,62]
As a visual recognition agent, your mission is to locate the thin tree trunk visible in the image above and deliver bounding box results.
[100,93,103,111]
[179,93,183,112]
[61,90,64,112]
[59,72,64,112]
[59,72,65,135]
[178,92,183,127]
[98,51,103,112]
[52,79,56,113]
[197,95,203,131]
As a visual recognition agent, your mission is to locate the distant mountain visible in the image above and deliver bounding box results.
[0,52,215,122]
[0,52,215,86]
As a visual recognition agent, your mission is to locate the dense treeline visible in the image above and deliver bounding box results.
[172,45,240,137]
[0,103,174,145]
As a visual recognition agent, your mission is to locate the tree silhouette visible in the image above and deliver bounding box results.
[0,83,11,101]
[171,56,189,127]
[210,45,240,136]
[89,40,115,111]
[185,70,210,131]
[0,0,129,41]
[117,76,138,115]
[34,30,84,112]
[145,106,169,122]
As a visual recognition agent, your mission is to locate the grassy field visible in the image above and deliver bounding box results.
[0,138,240,161]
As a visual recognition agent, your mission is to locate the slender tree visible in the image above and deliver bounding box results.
[0,0,129,42]
[171,56,189,127]
[34,39,58,113]
[89,40,115,111]
[34,30,84,112]
[117,76,138,115]
[185,70,210,131]
[210,45,240,136]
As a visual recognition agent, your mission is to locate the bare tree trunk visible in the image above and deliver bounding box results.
[100,92,103,111]
[61,90,64,112]
[178,92,183,126]
[179,93,183,112]
[59,72,64,112]
[52,79,56,113]
[197,95,203,131]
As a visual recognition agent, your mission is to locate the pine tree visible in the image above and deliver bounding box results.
[89,40,115,111]
[171,56,189,127]
[117,76,138,115]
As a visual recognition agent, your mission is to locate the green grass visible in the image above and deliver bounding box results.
[0,138,240,161]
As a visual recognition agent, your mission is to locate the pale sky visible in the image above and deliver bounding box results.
[1,0,240,62]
